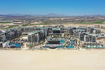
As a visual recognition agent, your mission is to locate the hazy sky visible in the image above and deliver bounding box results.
[0,0,105,16]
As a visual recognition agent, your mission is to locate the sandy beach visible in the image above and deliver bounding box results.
[0,49,105,70]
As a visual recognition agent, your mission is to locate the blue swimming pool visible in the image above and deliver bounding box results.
[9,43,21,48]
[60,40,65,43]
[45,39,65,49]
[66,45,74,48]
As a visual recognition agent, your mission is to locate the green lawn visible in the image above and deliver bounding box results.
[0,22,12,24]
[79,21,105,24]
[22,24,29,26]
[8,26,15,29]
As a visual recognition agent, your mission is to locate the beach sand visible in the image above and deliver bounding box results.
[0,49,105,70]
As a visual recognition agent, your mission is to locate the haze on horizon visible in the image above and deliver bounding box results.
[0,0,105,16]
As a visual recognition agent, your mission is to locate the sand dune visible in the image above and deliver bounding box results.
[0,49,105,70]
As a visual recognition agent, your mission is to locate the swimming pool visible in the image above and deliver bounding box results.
[60,40,65,43]
[66,41,75,48]
[66,42,74,48]
[45,39,65,49]
[9,43,21,48]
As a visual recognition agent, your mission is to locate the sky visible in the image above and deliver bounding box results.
[0,0,105,16]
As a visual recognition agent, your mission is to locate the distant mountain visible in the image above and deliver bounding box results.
[47,13,63,16]
[0,14,105,18]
